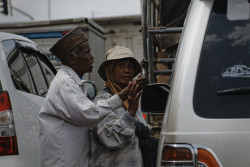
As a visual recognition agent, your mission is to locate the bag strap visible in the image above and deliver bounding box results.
[103,87,114,95]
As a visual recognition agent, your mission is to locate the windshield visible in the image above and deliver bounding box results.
[193,0,250,118]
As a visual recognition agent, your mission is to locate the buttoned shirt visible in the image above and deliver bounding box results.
[89,90,147,167]
[39,65,123,167]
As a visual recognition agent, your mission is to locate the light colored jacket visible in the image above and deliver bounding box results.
[89,90,147,167]
[39,65,123,167]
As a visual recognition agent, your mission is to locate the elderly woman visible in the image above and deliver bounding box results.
[89,46,148,167]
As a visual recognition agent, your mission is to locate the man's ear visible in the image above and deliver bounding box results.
[67,53,77,66]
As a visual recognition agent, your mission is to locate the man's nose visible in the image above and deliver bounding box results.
[90,54,94,60]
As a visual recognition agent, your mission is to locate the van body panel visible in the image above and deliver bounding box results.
[159,0,250,166]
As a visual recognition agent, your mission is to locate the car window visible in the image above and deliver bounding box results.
[0,81,2,92]
[193,0,250,118]
[35,48,57,86]
[2,40,56,96]
[21,50,48,96]
[2,40,36,94]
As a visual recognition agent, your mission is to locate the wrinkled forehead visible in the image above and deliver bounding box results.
[75,41,91,53]
[114,58,136,65]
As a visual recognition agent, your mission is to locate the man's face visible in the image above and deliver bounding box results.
[74,42,94,77]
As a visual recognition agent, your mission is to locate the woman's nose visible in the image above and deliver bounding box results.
[124,65,129,71]
[124,65,130,72]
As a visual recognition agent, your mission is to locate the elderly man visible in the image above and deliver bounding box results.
[38,26,143,167]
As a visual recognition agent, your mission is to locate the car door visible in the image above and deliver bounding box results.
[0,39,56,166]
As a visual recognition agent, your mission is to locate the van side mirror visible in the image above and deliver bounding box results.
[81,80,98,100]
[141,84,169,113]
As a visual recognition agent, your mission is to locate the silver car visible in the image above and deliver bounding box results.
[0,32,56,166]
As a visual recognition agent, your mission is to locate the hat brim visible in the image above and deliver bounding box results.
[98,57,142,81]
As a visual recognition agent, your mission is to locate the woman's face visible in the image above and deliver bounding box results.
[112,59,136,87]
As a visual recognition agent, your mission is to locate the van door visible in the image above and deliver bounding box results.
[159,0,250,166]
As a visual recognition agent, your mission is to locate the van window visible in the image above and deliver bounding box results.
[193,0,250,118]
[2,40,56,96]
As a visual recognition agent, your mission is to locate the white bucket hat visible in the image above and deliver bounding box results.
[98,46,142,81]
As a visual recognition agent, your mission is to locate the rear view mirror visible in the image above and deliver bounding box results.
[141,84,169,113]
[81,80,98,100]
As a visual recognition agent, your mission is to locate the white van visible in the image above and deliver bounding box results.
[0,32,57,166]
[141,0,250,166]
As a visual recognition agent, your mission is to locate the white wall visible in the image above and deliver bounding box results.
[94,15,144,63]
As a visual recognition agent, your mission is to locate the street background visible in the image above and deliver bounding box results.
[0,0,141,22]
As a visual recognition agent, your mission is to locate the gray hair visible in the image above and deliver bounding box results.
[62,49,79,65]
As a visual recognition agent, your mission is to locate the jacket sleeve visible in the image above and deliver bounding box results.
[93,91,139,149]
[47,79,123,127]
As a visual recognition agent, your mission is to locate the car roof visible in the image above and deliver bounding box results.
[0,31,35,44]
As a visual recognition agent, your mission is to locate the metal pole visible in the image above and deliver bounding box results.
[147,32,155,83]
[48,0,51,20]
[148,27,183,34]
[9,0,13,16]
[11,6,34,20]
[147,0,151,27]
[141,0,148,61]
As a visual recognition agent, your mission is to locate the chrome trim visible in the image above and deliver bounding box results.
[161,143,223,167]
[162,160,193,163]
[197,161,208,167]
[161,143,196,167]
[193,145,223,167]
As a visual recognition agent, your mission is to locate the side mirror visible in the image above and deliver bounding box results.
[81,80,98,100]
[141,84,169,113]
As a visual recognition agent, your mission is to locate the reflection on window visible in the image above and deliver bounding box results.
[22,52,48,96]
[36,53,56,86]
[4,42,35,94]
[2,40,56,96]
